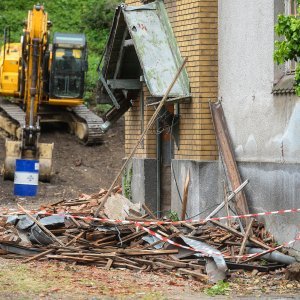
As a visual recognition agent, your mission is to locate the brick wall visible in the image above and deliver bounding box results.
[124,0,218,161]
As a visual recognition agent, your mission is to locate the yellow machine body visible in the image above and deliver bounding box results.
[0,43,21,97]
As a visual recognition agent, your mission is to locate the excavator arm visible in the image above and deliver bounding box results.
[3,4,53,181]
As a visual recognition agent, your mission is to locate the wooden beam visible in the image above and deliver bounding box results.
[24,249,54,263]
[147,95,191,106]
[181,169,190,220]
[237,218,254,263]
[210,101,250,224]
[210,220,271,250]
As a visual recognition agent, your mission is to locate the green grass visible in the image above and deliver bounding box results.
[204,280,230,297]
[0,263,69,294]
[141,292,167,300]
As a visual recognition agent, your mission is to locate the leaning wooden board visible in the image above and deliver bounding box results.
[210,101,250,223]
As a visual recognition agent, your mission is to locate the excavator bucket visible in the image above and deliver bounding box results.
[3,140,53,182]
[3,140,21,180]
[38,143,54,182]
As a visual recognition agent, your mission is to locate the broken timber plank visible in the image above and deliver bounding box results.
[181,169,190,220]
[178,268,208,282]
[204,180,249,221]
[104,258,114,270]
[210,220,271,250]
[65,232,84,247]
[237,218,254,263]
[24,249,54,263]
[210,101,250,222]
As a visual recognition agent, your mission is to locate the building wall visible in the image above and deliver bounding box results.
[124,0,300,251]
[171,159,300,255]
[218,0,300,252]
[219,0,300,163]
[124,0,218,161]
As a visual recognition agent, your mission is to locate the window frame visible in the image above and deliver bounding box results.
[284,0,297,74]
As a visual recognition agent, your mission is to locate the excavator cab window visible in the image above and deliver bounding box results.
[50,33,87,99]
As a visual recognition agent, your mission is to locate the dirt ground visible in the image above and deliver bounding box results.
[0,258,299,300]
[0,119,125,208]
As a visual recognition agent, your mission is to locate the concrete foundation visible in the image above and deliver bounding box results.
[171,159,300,255]
[130,158,157,213]
[171,160,224,220]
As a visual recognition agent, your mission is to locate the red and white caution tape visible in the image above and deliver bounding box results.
[136,223,222,258]
[11,207,300,226]
[137,223,300,260]
[1,206,299,260]
[1,207,299,226]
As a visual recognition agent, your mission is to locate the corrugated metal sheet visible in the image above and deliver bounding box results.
[102,1,190,98]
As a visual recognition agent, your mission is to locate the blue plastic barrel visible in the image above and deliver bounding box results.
[14,159,39,197]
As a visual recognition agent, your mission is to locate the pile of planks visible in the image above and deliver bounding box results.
[0,188,292,282]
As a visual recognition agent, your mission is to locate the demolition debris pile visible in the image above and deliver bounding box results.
[0,188,296,283]
[0,95,298,283]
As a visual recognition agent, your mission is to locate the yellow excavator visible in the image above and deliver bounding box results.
[0,4,104,181]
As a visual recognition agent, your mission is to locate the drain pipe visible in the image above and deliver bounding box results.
[247,248,296,265]
[156,114,162,218]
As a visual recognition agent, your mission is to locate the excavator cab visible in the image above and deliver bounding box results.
[49,33,87,102]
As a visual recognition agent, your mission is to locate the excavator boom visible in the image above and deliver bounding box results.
[0,5,53,182]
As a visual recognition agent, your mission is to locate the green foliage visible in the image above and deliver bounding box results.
[141,292,167,300]
[166,210,179,221]
[204,281,230,297]
[124,166,133,200]
[0,0,118,100]
[85,54,99,97]
[94,104,112,114]
[274,1,300,95]
[80,0,118,54]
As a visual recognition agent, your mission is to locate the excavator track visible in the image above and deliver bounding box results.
[71,105,104,145]
[0,99,104,146]
[0,99,25,139]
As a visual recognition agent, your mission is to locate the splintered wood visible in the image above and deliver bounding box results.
[0,187,289,281]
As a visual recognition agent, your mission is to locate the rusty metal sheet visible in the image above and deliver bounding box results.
[210,101,250,220]
[122,2,190,97]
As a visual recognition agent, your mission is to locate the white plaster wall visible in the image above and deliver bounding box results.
[219,0,300,163]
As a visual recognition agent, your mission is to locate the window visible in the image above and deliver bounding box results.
[285,0,297,74]
[52,48,84,98]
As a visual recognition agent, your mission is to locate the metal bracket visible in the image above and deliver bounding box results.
[99,73,120,109]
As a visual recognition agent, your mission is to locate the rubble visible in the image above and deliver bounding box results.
[286,263,300,281]
[0,187,296,284]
